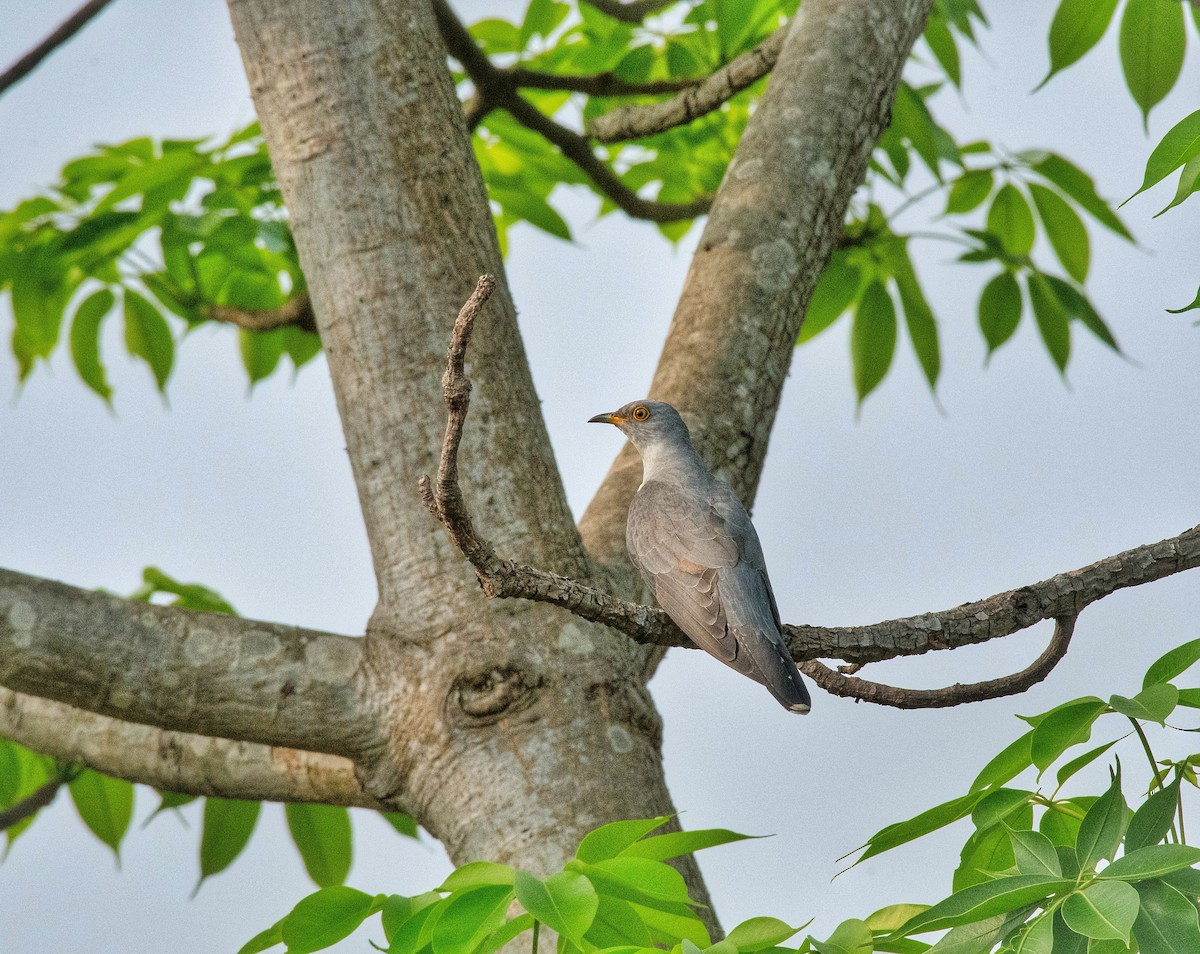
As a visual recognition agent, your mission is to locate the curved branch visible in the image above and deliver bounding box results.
[205,292,317,333]
[0,0,117,99]
[581,0,675,23]
[588,27,787,143]
[0,568,374,756]
[432,0,711,223]
[0,778,62,832]
[0,689,383,807]
[507,68,697,98]
[799,617,1078,709]
[422,279,1200,707]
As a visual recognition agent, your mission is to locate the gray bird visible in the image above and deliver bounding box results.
[589,400,811,714]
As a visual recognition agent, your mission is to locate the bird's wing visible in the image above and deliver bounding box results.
[627,481,741,663]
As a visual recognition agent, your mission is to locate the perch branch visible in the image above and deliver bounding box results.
[432,0,712,223]
[0,0,117,99]
[422,279,1200,708]
[589,26,788,143]
[204,292,317,333]
[580,0,676,23]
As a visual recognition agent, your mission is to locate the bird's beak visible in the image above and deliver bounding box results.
[588,412,625,425]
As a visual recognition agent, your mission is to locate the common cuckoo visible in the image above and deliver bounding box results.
[589,401,812,714]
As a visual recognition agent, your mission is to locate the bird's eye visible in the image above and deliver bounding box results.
[631,405,650,421]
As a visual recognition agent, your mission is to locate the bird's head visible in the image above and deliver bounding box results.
[588,400,692,452]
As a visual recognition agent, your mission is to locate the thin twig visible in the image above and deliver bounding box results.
[588,26,787,143]
[507,68,697,98]
[432,0,711,223]
[421,277,1200,710]
[0,0,118,99]
[798,617,1077,709]
[0,779,61,832]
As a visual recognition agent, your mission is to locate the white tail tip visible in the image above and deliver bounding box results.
[789,702,811,715]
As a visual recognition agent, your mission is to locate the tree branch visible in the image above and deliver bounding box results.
[431,0,712,223]
[507,68,697,98]
[588,27,787,143]
[0,0,117,99]
[0,689,384,807]
[0,568,374,756]
[204,292,317,333]
[422,284,1200,706]
[799,617,1078,709]
[0,777,62,832]
[580,0,675,23]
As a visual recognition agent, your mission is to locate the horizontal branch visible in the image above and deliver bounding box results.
[0,689,383,807]
[0,568,374,756]
[506,68,697,98]
[204,292,317,334]
[581,0,675,23]
[0,0,117,99]
[589,26,786,143]
[421,280,1200,708]
[432,0,711,223]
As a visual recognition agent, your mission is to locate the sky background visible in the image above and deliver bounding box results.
[1,2,1199,952]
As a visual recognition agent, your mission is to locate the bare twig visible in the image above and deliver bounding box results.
[204,292,317,334]
[589,26,787,143]
[799,617,1078,708]
[507,68,697,98]
[0,779,61,832]
[581,0,676,23]
[0,0,118,99]
[432,0,712,223]
[422,279,1200,708]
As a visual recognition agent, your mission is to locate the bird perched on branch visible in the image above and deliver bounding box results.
[589,400,811,714]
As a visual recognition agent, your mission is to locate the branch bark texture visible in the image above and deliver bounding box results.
[0,0,117,99]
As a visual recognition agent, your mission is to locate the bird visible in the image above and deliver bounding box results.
[589,400,811,714]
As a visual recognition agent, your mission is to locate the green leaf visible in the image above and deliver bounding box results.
[1133,879,1200,954]
[1119,0,1185,127]
[973,788,1035,833]
[1051,911,1088,954]
[979,271,1022,356]
[1030,698,1107,772]
[945,169,995,215]
[491,187,571,240]
[123,289,174,391]
[197,798,261,888]
[1010,914,1054,954]
[285,803,353,888]
[851,280,897,404]
[956,821,1021,891]
[855,790,989,865]
[971,730,1035,792]
[811,919,873,954]
[431,885,515,954]
[585,894,655,947]
[388,897,443,954]
[281,886,379,954]
[892,83,943,179]
[1038,0,1121,89]
[1056,740,1119,790]
[864,905,930,934]
[726,917,804,952]
[514,870,599,946]
[1129,109,1200,202]
[576,816,671,863]
[383,812,419,839]
[799,253,861,344]
[1162,866,1200,897]
[1028,183,1089,281]
[924,14,961,86]
[477,914,534,954]
[1062,882,1139,942]
[382,893,441,945]
[68,770,134,860]
[239,328,285,385]
[590,856,691,903]
[1100,845,1200,883]
[987,184,1035,256]
[1042,276,1121,353]
[1125,775,1182,852]
[1144,638,1200,688]
[631,902,710,948]
[890,876,1074,937]
[893,248,940,390]
[1157,151,1200,216]
[1032,154,1133,240]
[1166,286,1200,314]
[1027,272,1071,373]
[69,288,116,401]
[1109,683,1179,724]
[1040,797,1097,848]
[1010,829,1062,877]
[924,909,1033,954]
[1075,766,1127,873]
[440,861,516,893]
[620,827,756,862]
[237,919,285,954]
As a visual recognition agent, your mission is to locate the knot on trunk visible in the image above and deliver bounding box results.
[449,665,542,725]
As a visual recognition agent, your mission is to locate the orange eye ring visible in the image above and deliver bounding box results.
[631,405,650,422]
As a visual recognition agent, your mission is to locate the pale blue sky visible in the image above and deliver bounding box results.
[1,2,1199,953]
